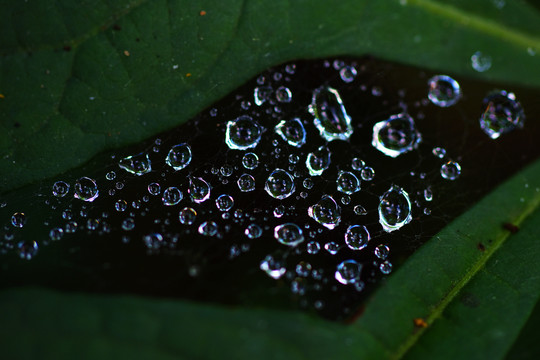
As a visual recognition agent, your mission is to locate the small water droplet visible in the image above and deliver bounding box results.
[254,86,273,106]
[11,212,26,228]
[479,90,524,139]
[351,158,365,171]
[17,240,38,260]
[339,66,357,83]
[105,171,116,181]
[274,223,304,246]
[372,113,421,158]
[122,218,135,231]
[432,147,446,158]
[380,260,393,274]
[296,261,313,277]
[308,195,341,230]
[440,161,461,180]
[335,260,362,285]
[360,166,375,181]
[265,169,295,199]
[260,255,286,279]
[52,181,70,197]
[198,221,218,236]
[471,51,492,72]
[341,195,351,205]
[165,143,192,171]
[374,244,389,260]
[162,187,183,206]
[273,205,285,218]
[275,118,306,148]
[74,177,99,202]
[306,241,321,254]
[424,187,433,201]
[237,173,256,192]
[216,194,234,211]
[303,178,314,189]
[188,177,211,203]
[147,182,161,195]
[179,207,197,225]
[275,86,292,103]
[354,205,367,215]
[309,87,353,141]
[115,199,128,212]
[324,241,340,255]
[306,146,331,176]
[427,75,462,107]
[336,171,361,194]
[118,152,152,175]
[242,152,259,169]
[245,224,263,239]
[143,233,163,249]
[65,221,78,233]
[225,115,262,150]
[345,225,370,250]
[378,185,412,232]
[49,227,64,241]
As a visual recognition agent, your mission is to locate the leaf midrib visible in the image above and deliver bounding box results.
[392,185,540,359]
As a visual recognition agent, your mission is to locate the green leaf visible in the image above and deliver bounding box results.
[2,0,540,193]
[1,155,539,359]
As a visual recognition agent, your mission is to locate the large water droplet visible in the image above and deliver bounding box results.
[427,75,462,107]
[440,161,461,180]
[162,187,183,206]
[378,185,412,232]
[225,115,262,150]
[11,212,26,228]
[345,225,370,250]
[216,194,234,211]
[237,173,256,192]
[274,223,305,246]
[309,86,353,141]
[306,146,331,176]
[179,207,197,225]
[118,152,152,175]
[52,181,70,197]
[308,195,341,230]
[265,169,295,199]
[479,90,525,139]
[335,260,362,285]
[165,143,192,170]
[275,118,306,147]
[336,171,361,194]
[260,255,286,279]
[372,113,421,158]
[188,177,211,203]
[74,177,99,202]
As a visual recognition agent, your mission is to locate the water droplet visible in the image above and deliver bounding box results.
[52,181,70,197]
[360,166,375,181]
[309,87,353,141]
[341,195,351,205]
[275,86,292,103]
[427,75,462,107]
[335,260,362,285]
[374,244,389,260]
[220,165,233,177]
[471,51,492,72]
[273,205,285,218]
[306,241,321,254]
[17,240,38,260]
[11,212,26,228]
[162,187,183,206]
[65,221,78,233]
[165,143,192,171]
[86,218,99,231]
[245,224,263,239]
[351,158,365,171]
[179,207,197,225]
[74,177,99,202]
[237,173,256,192]
[372,113,421,158]
[303,178,314,189]
[354,205,367,215]
[296,261,313,277]
[115,199,128,212]
[260,255,286,279]
[198,221,218,236]
[424,188,433,201]
[225,115,262,150]
[118,152,152,175]
[479,90,525,139]
[254,86,273,106]
[336,171,361,194]
[216,194,234,211]
[380,260,393,274]
[274,223,304,246]
[265,169,295,199]
[339,66,357,83]
[106,171,116,181]
[440,161,461,180]
[285,64,296,74]
[345,225,370,250]
[432,147,446,158]
[49,227,64,241]
[275,118,306,147]
[147,182,161,195]
[143,233,163,249]
[306,146,331,176]
[242,152,259,169]
[308,195,341,230]
[188,177,211,203]
[324,241,339,255]
[378,185,412,232]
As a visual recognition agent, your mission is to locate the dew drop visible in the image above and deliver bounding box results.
[52,181,70,197]
[306,146,331,176]
[275,118,306,147]
[339,66,357,83]
[122,218,135,231]
[308,195,341,230]
[440,161,461,180]
[216,194,234,211]
[198,221,218,236]
[245,223,263,239]
[380,260,393,274]
[324,241,339,255]
[273,205,285,218]
[74,177,99,202]
[254,86,272,106]
[260,255,286,279]
[351,158,365,171]
[303,178,314,189]
[115,199,128,212]
[309,87,353,141]
[378,185,412,232]
[471,51,492,72]
[479,90,525,139]
[17,240,38,260]
[225,115,262,150]
[237,173,256,192]
[335,260,362,285]
[360,166,375,181]
[242,152,259,170]
[179,207,197,225]
[336,171,361,194]
[11,212,26,228]
[296,261,313,277]
[105,171,116,181]
[427,75,462,107]
[275,86,292,103]
[345,225,370,250]
[49,227,64,241]
[188,177,211,203]
[306,241,321,254]
[147,182,161,196]
[354,205,367,215]
[372,113,421,158]
[143,233,163,249]
[432,147,446,158]
[274,223,305,247]
[374,244,389,260]
[424,187,433,201]
[265,169,295,200]
[118,152,152,175]
[165,143,192,171]
[162,187,183,206]
[65,221,78,233]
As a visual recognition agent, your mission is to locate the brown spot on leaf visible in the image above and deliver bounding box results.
[113,24,121,31]
[413,318,428,328]
[63,45,71,52]
[477,242,485,251]
[503,222,519,234]
[200,10,207,16]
